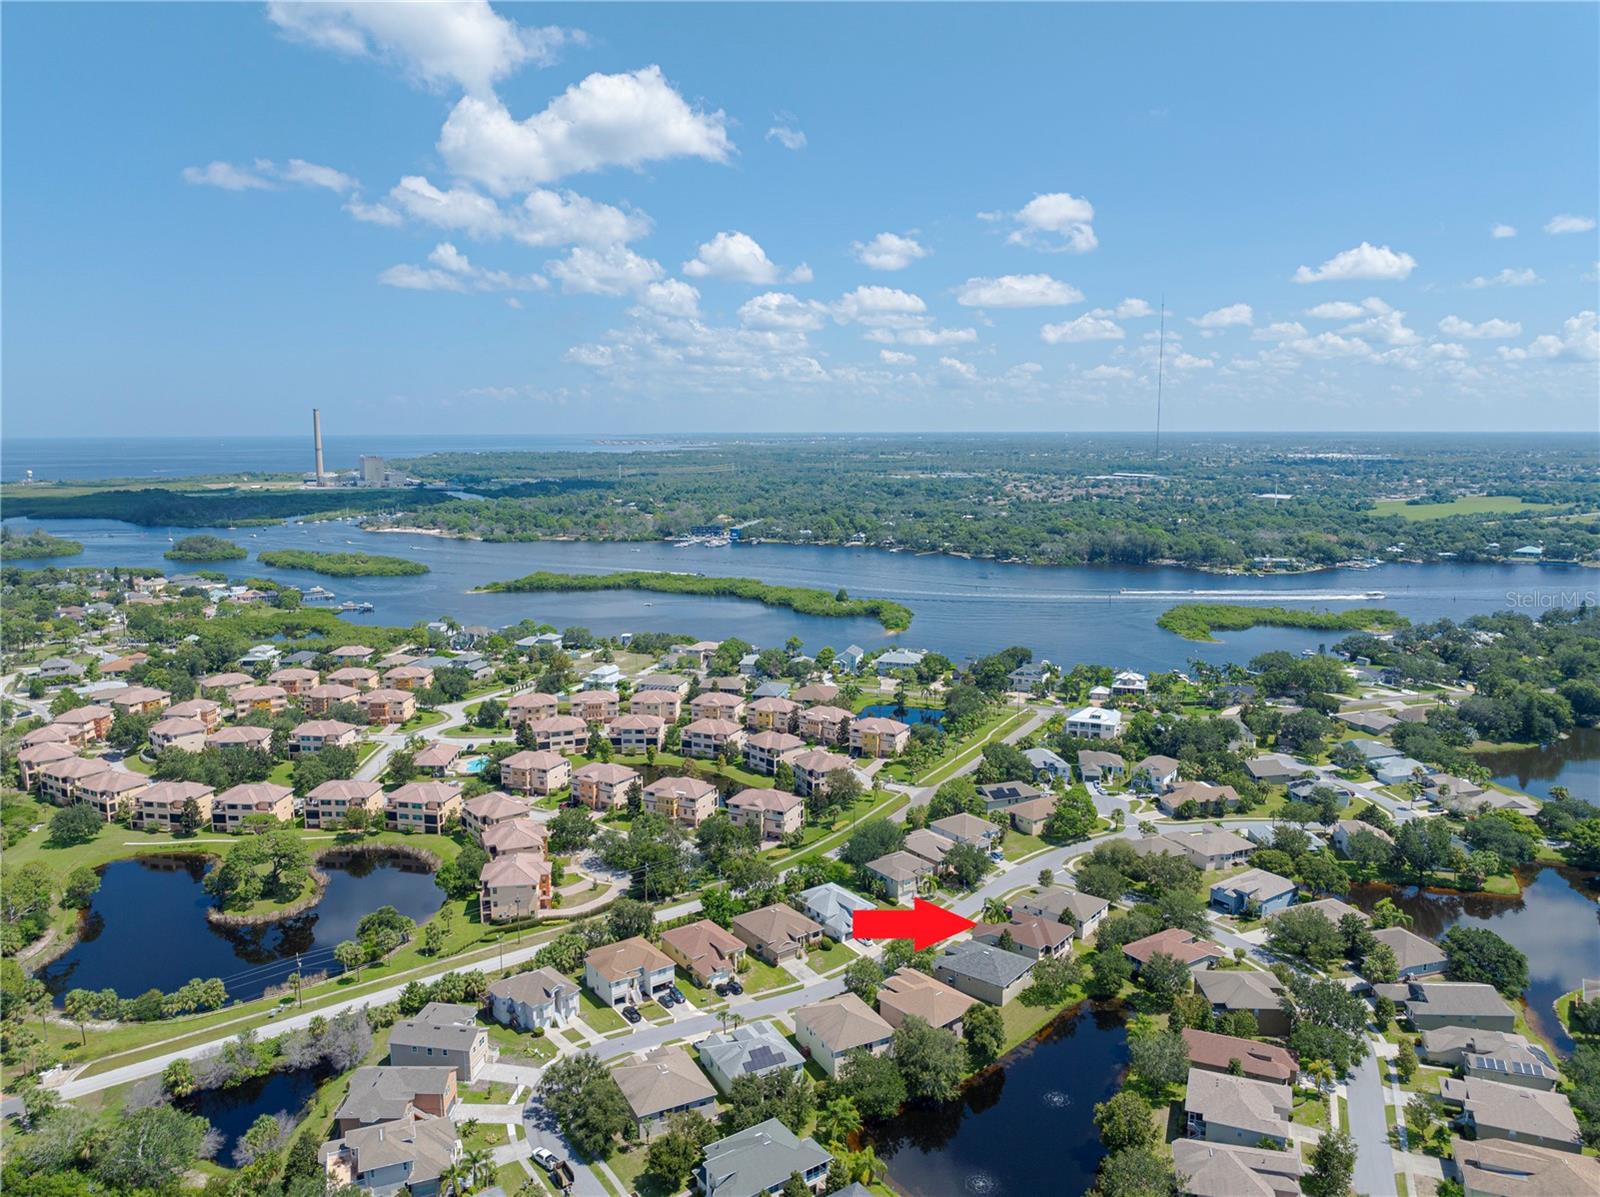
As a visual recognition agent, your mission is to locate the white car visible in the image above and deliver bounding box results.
[532,1147,560,1172]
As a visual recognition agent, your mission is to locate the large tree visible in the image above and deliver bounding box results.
[1440,926,1528,996]
[538,1054,634,1160]
[890,1015,966,1103]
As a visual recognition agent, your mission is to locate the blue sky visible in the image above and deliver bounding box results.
[3,2,1597,437]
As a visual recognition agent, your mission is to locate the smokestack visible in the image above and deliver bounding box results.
[312,408,325,485]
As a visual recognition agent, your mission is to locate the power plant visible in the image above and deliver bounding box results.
[312,408,326,486]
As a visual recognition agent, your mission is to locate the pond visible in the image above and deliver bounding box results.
[179,1065,328,1165]
[1349,866,1600,1055]
[860,703,945,727]
[1475,725,1600,803]
[875,1002,1129,1197]
[36,850,442,1004]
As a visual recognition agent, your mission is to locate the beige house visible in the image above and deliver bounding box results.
[304,779,385,830]
[500,749,570,797]
[726,787,805,844]
[358,688,416,725]
[790,748,853,796]
[213,782,295,830]
[792,684,839,705]
[230,685,288,720]
[1439,1078,1582,1152]
[148,716,208,754]
[743,730,804,776]
[327,666,380,691]
[166,698,223,730]
[384,665,434,691]
[302,683,360,715]
[267,667,320,695]
[642,776,719,828]
[613,1047,719,1138]
[628,691,681,722]
[200,671,254,692]
[333,1065,459,1134]
[1185,1067,1293,1148]
[850,716,911,758]
[572,762,640,811]
[386,781,463,834]
[605,713,666,752]
[139,781,216,833]
[566,689,620,721]
[207,725,274,752]
[746,696,800,733]
[798,705,852,745]
[691,691,746,722]
[733,903,823,964]
[682,717,744,759]
[291,719,360,756]
[521,715,588,753]
[478,852,552,922]
[318,1112,459,1195]
[76,769,150,820]
[877,967,976,1034]
[660,919,746,987]
[1452,1136,1600,1197]
[793,993,894,1077]
[1170,1141,1305,1197]
[460,791,532,843]
[412,741,462,777]
[507,692,559,726]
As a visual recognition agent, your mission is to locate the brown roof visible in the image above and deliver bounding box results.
[660,920,744,978]
[733,903,822,953]
[502,749,566,770]
[877,967,976,1029]
[974,913,1073,954]
[208,725,273,747]
[585,936,673,982]
[1123,928,1225,966]
[1181,1028,1298,1082]
[482,820,548,856]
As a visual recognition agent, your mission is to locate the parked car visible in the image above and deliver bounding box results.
[532,1148,560,1172]
[621,1004,642,1024]
[725,979,744,995]
[658,990,677,1007]
[668,985,686,1003]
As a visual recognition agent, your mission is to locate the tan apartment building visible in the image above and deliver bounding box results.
[17,742,78,789]
[148,716,208,754]
[304,779,385,829]
[478,852,552,922]
[384,665,434,691]
[746,696,800,733]
[483,819,547,859]
[573,762,640,811]
[36,755,107,805]
[743,730,804,776]
[267,667,321,695]
[213,782,295,830]
[358,688,416,725]
[327,645,376,663]
[566,690,620,721]
[139,781,216,832]
[302,683,360,715]
[291,720,360,756]
[682,718,743,760]
[500,750,570,797]
[108,686,172,717]
[798,705,853,745]
[50,704,116,742]
[643,775,719,828]
[200,671,254,692]
[690,691,745,722]
[628,691,681,722]
[166,698,223,730]
[207,725,275,753]
[507,691,559,727]
[851,716,912,758]
[606,713,665,752]
[790,748,853,796]
[726,787,805,844]
[230,685,288,720]
[76,769,150,821]
[521,714,588,753]
[327,666,380,691]
[460,791,532,844]
[386,781,463,834]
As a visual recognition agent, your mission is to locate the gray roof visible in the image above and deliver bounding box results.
[1195,970,1285,1013]
[1018,887,1109,925]
[698,1021,804,1083]
[337,1066,457,1125]
[1211,868,1297,903]
[1405,980,1515,1020]
[699,1118,833,1197]
[1371,926,1445,970]
[936,941,1035,988]
[390,1004,484,1053]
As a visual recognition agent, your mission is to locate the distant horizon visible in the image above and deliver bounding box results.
[4,428,1598,442]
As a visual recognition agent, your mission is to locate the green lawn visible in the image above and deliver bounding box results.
[1002,829,1051,861]
[607,1145,675,1197]
[804,938,857,975]
[998,987,1087,1053]
[397,709,449,732]
[1292,1094,1329,1130]
[915,708,1033,787]
[461,1080,515,1104]
[1370,495,1558,521]
[579,988,628,1034]
[459,1119,510,1151]
[740,957,799,994]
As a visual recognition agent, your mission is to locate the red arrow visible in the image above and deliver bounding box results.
[852,898,976,950]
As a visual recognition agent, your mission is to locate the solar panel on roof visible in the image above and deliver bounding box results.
[742,1044,785,1072]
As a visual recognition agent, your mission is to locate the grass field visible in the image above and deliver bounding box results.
[1370,495,1558,521]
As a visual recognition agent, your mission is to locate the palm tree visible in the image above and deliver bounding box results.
[439,1161,466,1197]
[460,1117,481,1142]
[981,898,1009,924]
[845,1146,883,1184]
[817,1096,863,1147]
[464,1147,496,1192]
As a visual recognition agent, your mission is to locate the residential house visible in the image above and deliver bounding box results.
[358,688,416,725]
[792,993,894,1077]
[318,1112,459,1196]
[148,716,208,754]
[1180,1029,1299,1085]
[933,941,1036,1005]
[642,776,719,828]
[1132,829,1255,871]
[521,715,589,753]
[1271,896,1367,927]
[929,812,1002,850]
[1123,929,1225,974]
[1244,754,1305,784]
[691,691,746,722]
[636,675,691,698]
[1025,746,1073,782]
[167,697,223,730]
[1077,750,1126,783]
[486,968,578,1032]
[726,787,805,844]
[744,730,805,775]
[268,667,321,695]
[608,1043,716,1139]
[582,663,623,690]
[1330,819,1393,857]
[291,719,360,756]
[1421,1029,1558,1083]
[797,882,876,942]
[304,779,384,830]
[790,748,853,796]
[660,919,746,987]
[733,903,823,964]
[499,750,570,797]
[1194,971,1291,1037]
[865,851,934,903]
[698,1022,805,1095]
[1439,1077,1582,1152]
[835,645,865,673]
[1450,1136,1600,1197]
[584,937,675,1006]
[1064,706,1123,740]
[606,712,667,752]
[902,828,953,869]
[797,705,853,746]
[1007,661,1052,691]
[628,691,681,722]
[409,741,460,778]
[75,769,150,821]
[874,649,926,675]
[1373,756,1430,787]
[1386,980,1517,1032]
[1133,755,1181,789]
[1209,868,1298,916]
[972,912,1073,960]
[1338,708,1399,735]
[207,725,274,752]
[1184,1067,1293,1148]
[388,1003,487,1083]
[37,657,85,684]
[384,781,463,834]
[212,782,294,830]
[1112,670,1148,695]
[230,685,288,720]
[1372,926,1448,978]
[327,645,376,663]
[1171,1141,1304,1197]
[696,1118,833,1197]
[572,762,640,811]
[850,716,911,758]
[567,689,620,721]
[683,717,744,759]
[478,853,552,922]
[334,1066,458,1134]
[507,691,558,727]
[747,696,800,733]
[876,967,975,1034]
[1340,737,1402,763]
[1016,888,1109,940]
[977,781,1044,811]
[1158,781,1240,816]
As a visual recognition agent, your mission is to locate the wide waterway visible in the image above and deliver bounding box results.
[36,850,441,1004]
[1476,725,1600,803]
[7,515,1594,676]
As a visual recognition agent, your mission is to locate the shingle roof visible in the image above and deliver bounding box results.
[613,1046,717,1120]
[1185,1068,1292,1141]
[793,992,893,1053]
[935,941,1035,988]
[337,1066,457,1125]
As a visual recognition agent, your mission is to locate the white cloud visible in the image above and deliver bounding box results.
[766,124,806,151]
[378,263,467,293]
[787,263,813,284]
[1191,303,1253,329]
[1491,223,1517,239]
[995,192,1099,253]
[1466,267,1541,289]
[387,175,514,238]
[831,285,927,327]
[954,274,1083,308]
[345,197,402,226]
[266,1,577,96]
[1283,331,1373,358]
[894,327,978,346]
[546,245,662,295]
[638,279,700,318]
[438,66,731,193]
[1544,214,1597,235]
[1292,241,1417,283]
[1504,311,1598,362]
[379,242,548,294]
[182,161,275,191]
[939,356,978,380]
[387,175,655,249]
[1305,297,1390,319]
[1253,321,1308,341]
[879,350,915,365]
[183,157,355,193]
[1171,353,1214,369]
[853,233,929,272]
[1341,308,1419,347]
[282,159,356,192]
[1040,314,1124,343]
[1438,315,1521,339]
[738,292,828,331]
[682,231,782,284]
[1084,364,1133,380]
[1114,298,1153,318]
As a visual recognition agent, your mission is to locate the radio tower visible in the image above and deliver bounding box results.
[1154,296,1166,465]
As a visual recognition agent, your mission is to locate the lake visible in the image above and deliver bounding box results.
[7,514,1591,674]
[179,1065,328,1164]
[1476,725,1600,803]
[875,1002,1129,1197]
[1349,866,1600,1055]
[36,850,441,1004]
[860,704,945,726]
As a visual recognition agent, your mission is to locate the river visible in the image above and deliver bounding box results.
[7,515,1593,675]
[1349,867,1600,1055]
[874,1002,1130,1197]
[36,850,441,1004]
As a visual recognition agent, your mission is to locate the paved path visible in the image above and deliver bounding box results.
[1347,1047,1399,1197]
